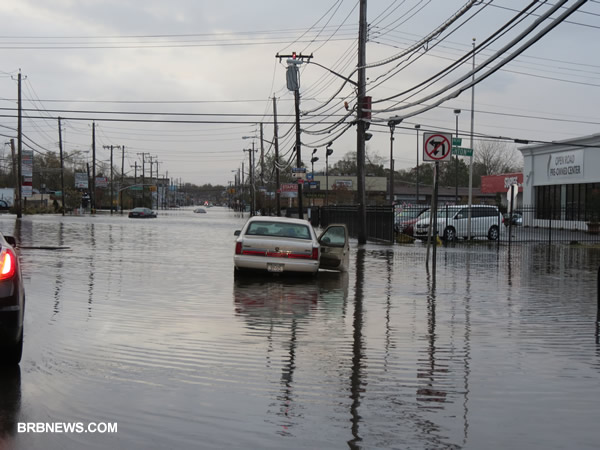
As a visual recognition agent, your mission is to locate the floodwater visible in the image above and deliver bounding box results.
[0,207,599,449]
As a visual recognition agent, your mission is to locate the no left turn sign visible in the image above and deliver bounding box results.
[423,132,453,162]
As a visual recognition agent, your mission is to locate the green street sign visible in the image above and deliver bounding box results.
[452,146,473,157]
[452,138,462,146]
[130,186,143,191]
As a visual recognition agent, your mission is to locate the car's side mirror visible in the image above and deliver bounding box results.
[4,236,16,247]
[234,230,241,236]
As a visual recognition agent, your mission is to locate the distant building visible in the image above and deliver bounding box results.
[480,173,523,208]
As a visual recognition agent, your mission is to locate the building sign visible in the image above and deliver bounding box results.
[334,180,353,188]
[21,150,33,177]
[280,183,298,192]
[481,173,523,194]
[95,177,109,188]
[75,172,88,189]
[548,150,583,180]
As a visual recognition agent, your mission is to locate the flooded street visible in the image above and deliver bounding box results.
[1,208,599,449]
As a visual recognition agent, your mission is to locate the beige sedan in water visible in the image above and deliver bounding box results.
[233,216,349,276]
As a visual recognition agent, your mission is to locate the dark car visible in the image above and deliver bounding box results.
[128,207,157,218]
[0,234,25,365]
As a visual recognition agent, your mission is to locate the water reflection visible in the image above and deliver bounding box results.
[233,272,349,324]
[233,271,350,437]
[52,222,65,319]
[418,268,446,406]
[348,247,365,449]
[0,366,21,447]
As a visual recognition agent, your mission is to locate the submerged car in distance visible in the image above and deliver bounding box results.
[233,216,349,276]
[0,233,25,365]
[128,207,157,218]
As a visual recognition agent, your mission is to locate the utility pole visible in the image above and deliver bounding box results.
[103,145,121,214]
[294,86,303,220]
[454,109,461,203]
[356,0,368,243]
[148,155,154,210]
[16,71,23,218]
[276,51,312,220]
[110,146,114,214]
[241,162,245,212]
[91,122,96,213]
[58,117,65,216]
[272,96,281,216]
[154,160,161,210]
[468,38,476,240]
[131,161,138,208]
[120,145,125,214]
[259,123,265,186]
[242,147,255,216]
[10,140,19,216]
[137,152,146,207]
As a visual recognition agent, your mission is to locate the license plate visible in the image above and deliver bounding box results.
[267,263,284,273]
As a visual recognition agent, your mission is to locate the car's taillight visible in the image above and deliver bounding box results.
[235,242,242,255]
[0,249,16,280]
[311,247,319,260]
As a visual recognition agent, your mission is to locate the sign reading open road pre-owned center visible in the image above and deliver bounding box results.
[423,132,452,162]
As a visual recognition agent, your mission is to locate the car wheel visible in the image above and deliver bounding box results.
[488,225,499,241]
[443,226,457,241]
[1,330,23,366]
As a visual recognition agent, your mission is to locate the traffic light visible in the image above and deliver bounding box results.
[291,51,297,60]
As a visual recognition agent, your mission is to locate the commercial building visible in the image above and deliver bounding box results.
[480,173,523,208]
[519,133,600,228]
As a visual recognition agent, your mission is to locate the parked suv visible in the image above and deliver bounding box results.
[414,205,503,241]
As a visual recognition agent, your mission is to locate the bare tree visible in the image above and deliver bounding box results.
[474,140,523,176]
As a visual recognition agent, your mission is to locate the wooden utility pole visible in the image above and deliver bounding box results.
[294,87,303,220]
[120,145,125,214]
[91,122,96,213]
[259,122,265,186]
[356,0,368,243]
[10,140,19,215]
[110,146,114,214]
[137,152,147,207]
[58,117,65,216]
[16,72,22,218]
[272,96,281,216]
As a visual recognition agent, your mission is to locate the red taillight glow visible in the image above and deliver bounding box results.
[235,242,242,255]
[311,247,319,260]
[0,250,15,279]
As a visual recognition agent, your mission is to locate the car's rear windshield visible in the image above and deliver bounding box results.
[246,221,312,240]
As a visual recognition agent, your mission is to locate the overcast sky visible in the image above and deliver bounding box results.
[0,0,598,187]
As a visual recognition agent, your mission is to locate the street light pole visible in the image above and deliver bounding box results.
[310,149,319,207]
[454,109,461,203]
[388,119,402,206]
[415,124,421,204]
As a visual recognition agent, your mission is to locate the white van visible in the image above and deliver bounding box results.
[414,205,503,241]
